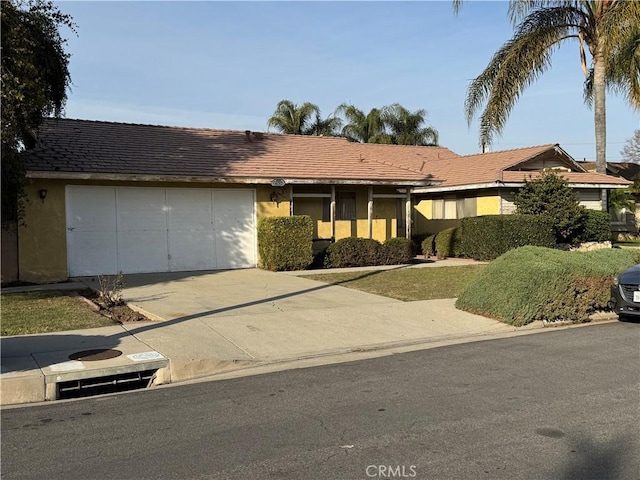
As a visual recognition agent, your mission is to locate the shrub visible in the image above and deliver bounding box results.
[382,237,414,265]
[257,216,313,271]
[456,246,639,326]
[576,209,612,243]
[461,215,555,261]
[513,171,584,242]
[434,227,463,259]
[326,237,384,268]
[421,235,436,257]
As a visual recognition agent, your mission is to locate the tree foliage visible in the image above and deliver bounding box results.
[621,130,640,164]
[1,0,75,220]
[267,100,341,136]
[460,1,640,174]
[513,171,584,242]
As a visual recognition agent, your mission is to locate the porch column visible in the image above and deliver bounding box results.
[330,185,336,240]
[405,192,412,239]
[289,185,294,216]
[601,188,608,212]
[367,187,374,239]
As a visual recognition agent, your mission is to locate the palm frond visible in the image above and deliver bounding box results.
[466,5,585,147]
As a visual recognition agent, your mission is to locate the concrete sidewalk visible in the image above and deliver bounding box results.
[2,261,534,405]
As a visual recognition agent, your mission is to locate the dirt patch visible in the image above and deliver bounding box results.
[81,289,152,323]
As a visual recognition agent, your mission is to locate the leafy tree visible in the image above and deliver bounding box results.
[621,130,640,164]
[335,104,390,144]
[513,171,584,242]
[1,0,75,221]
[458,1,640,174]
[608,188,636,214]
[381,103,439,146]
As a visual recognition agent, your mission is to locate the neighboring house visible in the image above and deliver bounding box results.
[16,119,629,283]
[578,160,639,236]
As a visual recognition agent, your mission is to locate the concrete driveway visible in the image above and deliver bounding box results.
[116,268,515,382]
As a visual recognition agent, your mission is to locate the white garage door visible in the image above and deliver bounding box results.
[66,186,256,276]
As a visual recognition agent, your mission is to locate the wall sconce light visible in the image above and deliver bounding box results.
[38,189,48,203]
[270,191,279,203]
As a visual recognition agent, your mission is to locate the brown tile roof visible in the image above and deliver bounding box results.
[24,119,629,189]
[23,118,439,185]
[417,144,559,186]
[501,171,631,185]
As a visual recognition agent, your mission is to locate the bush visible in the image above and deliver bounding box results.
[456,246,640,326]
[382,237,414,265]
[576,209,612,243]
[421,235,436,257]
[434,227,463,259]
[513,171,585,242]
[326,237,384,268]
[461,215,555,261]
[257,216,313,271]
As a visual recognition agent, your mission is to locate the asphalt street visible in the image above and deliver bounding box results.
[2,322,639,480]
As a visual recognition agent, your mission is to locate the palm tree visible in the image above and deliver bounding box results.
[458,1,640,174]
[303,112,343,137]
[381,103,439,146]
[335,104,391,144]
[267,100,320,135]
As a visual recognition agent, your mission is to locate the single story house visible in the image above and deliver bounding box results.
[15,118,630,283]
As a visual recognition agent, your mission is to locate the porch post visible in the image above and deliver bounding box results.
[330,185,336,240]
[289,185,294,216]
[367,187,373,239]
[405,191,412,239]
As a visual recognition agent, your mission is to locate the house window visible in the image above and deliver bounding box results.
[322,192,357,221]
[456,198,477,218]
[610,207,627,224]
[432,197,477,219]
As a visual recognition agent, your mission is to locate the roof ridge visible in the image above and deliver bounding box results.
[456,143,557,158]
[42,118,352,143]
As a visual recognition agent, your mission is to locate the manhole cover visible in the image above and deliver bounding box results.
[69,349,123,361]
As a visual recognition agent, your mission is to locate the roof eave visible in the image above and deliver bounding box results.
[25,170,439,187]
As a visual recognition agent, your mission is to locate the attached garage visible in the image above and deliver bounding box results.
[65,186,257,276]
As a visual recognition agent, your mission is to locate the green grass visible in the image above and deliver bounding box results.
[300,265,485,301]
[1,290,117,336]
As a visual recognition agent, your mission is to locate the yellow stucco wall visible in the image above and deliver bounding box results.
[413,192,501,236]
[19,180,68,283]
[477,195,500,215]
[18,180,288,283]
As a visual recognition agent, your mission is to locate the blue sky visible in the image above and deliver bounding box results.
[57,1,638,161]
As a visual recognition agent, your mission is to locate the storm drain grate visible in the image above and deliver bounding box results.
[57,369,157,400]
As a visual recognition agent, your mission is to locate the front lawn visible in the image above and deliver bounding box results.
[300,265,485,301]
[1,290,118,336]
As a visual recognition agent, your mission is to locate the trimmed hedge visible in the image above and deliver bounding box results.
[257,216,313,271]
[461,215,555,261]
[326,237,384,268]
[456,246,640,326]
[434,227,464,259]
[421,235,436,257]
[576,209,612,243]
[383,237,414,265]
[326,237,415,267]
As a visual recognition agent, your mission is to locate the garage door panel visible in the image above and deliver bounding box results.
[168,231,216,271]
[117,230,169,273]
[117,189,168,230]
[67,186,117,231]
[167,189,213,231]
[68,231,118,276]
[214,190,255,269]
